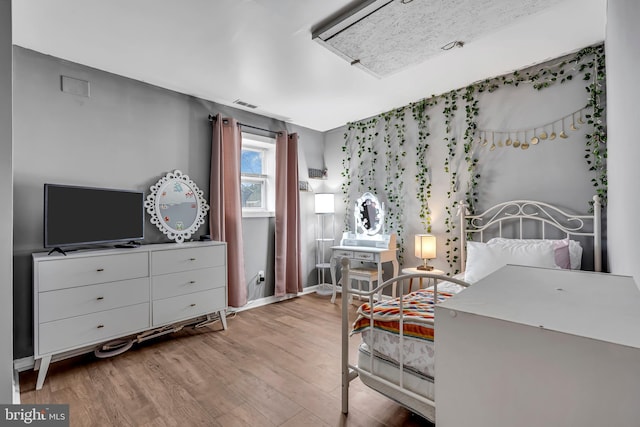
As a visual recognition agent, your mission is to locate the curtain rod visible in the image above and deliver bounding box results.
[208,114,281,135]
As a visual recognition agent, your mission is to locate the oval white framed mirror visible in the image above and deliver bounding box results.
[355,192,384,236]
[145,170,209,243]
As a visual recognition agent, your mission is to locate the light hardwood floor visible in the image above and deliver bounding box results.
[20,293,434,427]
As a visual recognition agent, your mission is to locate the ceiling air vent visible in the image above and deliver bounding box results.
[233,99,258,109]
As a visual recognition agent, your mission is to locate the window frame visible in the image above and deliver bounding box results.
[241,133,275,218]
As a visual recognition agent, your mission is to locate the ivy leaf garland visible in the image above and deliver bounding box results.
[411,99,434,233]
[339,43,606,272]
[382,109,407,262]
[442,90,460,271]
[340,123,355,230]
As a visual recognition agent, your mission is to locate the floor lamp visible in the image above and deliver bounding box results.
[315,193,335,295]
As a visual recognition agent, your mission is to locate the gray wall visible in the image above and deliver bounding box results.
[0,0,14,403]
[324,53,601,274]
[606,0,640,280]
[12,47,324,358]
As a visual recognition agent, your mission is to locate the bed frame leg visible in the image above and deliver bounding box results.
[341,257,350,415]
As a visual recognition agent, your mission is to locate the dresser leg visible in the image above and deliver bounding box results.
[35,355,51,390]
[219,310,227,330]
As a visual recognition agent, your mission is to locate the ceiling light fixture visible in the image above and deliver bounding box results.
[441,40,465,51]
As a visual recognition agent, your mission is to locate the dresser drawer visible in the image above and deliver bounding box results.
[38,303,150,355]
[152,288,225,326]
[354,252,375,261]
[38,278,149,323]
[151,245,225,275]
[38,252,149,292]
[152,266,225,300]
[334,250,354,258]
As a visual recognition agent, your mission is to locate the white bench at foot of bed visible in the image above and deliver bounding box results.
[435,265,640,427]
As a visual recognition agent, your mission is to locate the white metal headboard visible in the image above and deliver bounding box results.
[459,195,602,272]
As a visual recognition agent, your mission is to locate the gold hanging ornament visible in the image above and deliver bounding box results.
[513,131,521,148]
[549,121,557,140]
[570,112,579,131]
[538,127,548,140]
[559,117,568,139]
[521,130,530,150]
[477,107,588,149]
[530,128,539,145]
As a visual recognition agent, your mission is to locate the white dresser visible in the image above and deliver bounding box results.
[33,241,227,389]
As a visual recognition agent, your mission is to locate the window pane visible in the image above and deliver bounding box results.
[241,181,263,208]
[241,150,263,174]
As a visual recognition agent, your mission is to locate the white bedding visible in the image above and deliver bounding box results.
[361,328,435,378]
[357,342,435,400]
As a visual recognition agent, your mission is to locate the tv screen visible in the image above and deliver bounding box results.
[44,184,145,248]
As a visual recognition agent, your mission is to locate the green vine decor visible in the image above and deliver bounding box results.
[340,124,355,230]
[442,90,459,271]
[339,43,606,273]
[382,108,407,261]
[354,118,379,194]
[462,85,480,215]
[411,98,434,232]
[582,46,607,207]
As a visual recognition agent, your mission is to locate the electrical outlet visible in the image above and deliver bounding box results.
[257,270,265,284]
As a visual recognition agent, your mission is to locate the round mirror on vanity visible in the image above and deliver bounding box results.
[145,170,209,243]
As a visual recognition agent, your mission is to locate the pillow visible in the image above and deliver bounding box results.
[552,240,571,269]
[487,238,583,270]
[464,240,559,284]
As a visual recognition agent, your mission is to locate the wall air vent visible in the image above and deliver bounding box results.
[233,99,258,109]
[312,0,559,78]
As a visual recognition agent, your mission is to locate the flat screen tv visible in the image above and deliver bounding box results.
[44,183,145,249]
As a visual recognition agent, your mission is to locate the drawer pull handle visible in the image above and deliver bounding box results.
[97,324,104,329]
[96,268,105,272]
[189,281,196,284]
[189,258,197,261]
[96,296,104,301]
[190,303,196,307]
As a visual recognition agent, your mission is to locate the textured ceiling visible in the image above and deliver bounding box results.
[12,0,607,131]
[316,0,563,77]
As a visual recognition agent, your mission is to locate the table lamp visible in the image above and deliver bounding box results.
[415,234,436,270]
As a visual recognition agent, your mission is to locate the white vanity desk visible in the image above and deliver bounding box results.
[329,192,398,303]
[329,245,398,303]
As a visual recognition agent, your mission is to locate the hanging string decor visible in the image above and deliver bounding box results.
[476,107,588,150]
[339,43,606,272]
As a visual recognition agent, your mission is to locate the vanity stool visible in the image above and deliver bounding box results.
[347,267,379,302]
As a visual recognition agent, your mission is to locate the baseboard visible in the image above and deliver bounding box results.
[228,285,320,313]
[14,344,104,373]
[13,356,34,373]
[13,368,20,404]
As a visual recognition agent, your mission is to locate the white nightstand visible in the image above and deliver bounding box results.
[402,267,445,293]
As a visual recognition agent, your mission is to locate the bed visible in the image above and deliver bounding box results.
[340,195,603,423]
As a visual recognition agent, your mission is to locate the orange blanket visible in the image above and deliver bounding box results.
[352,289,454,341]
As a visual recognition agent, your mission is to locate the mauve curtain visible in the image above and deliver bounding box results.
[210,115,247,307]
[275,132,303,296]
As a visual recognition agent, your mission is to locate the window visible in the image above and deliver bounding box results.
[241,133,275,217]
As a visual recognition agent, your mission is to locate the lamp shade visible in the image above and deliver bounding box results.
[314,193,335,214]
[415,234,436,259]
